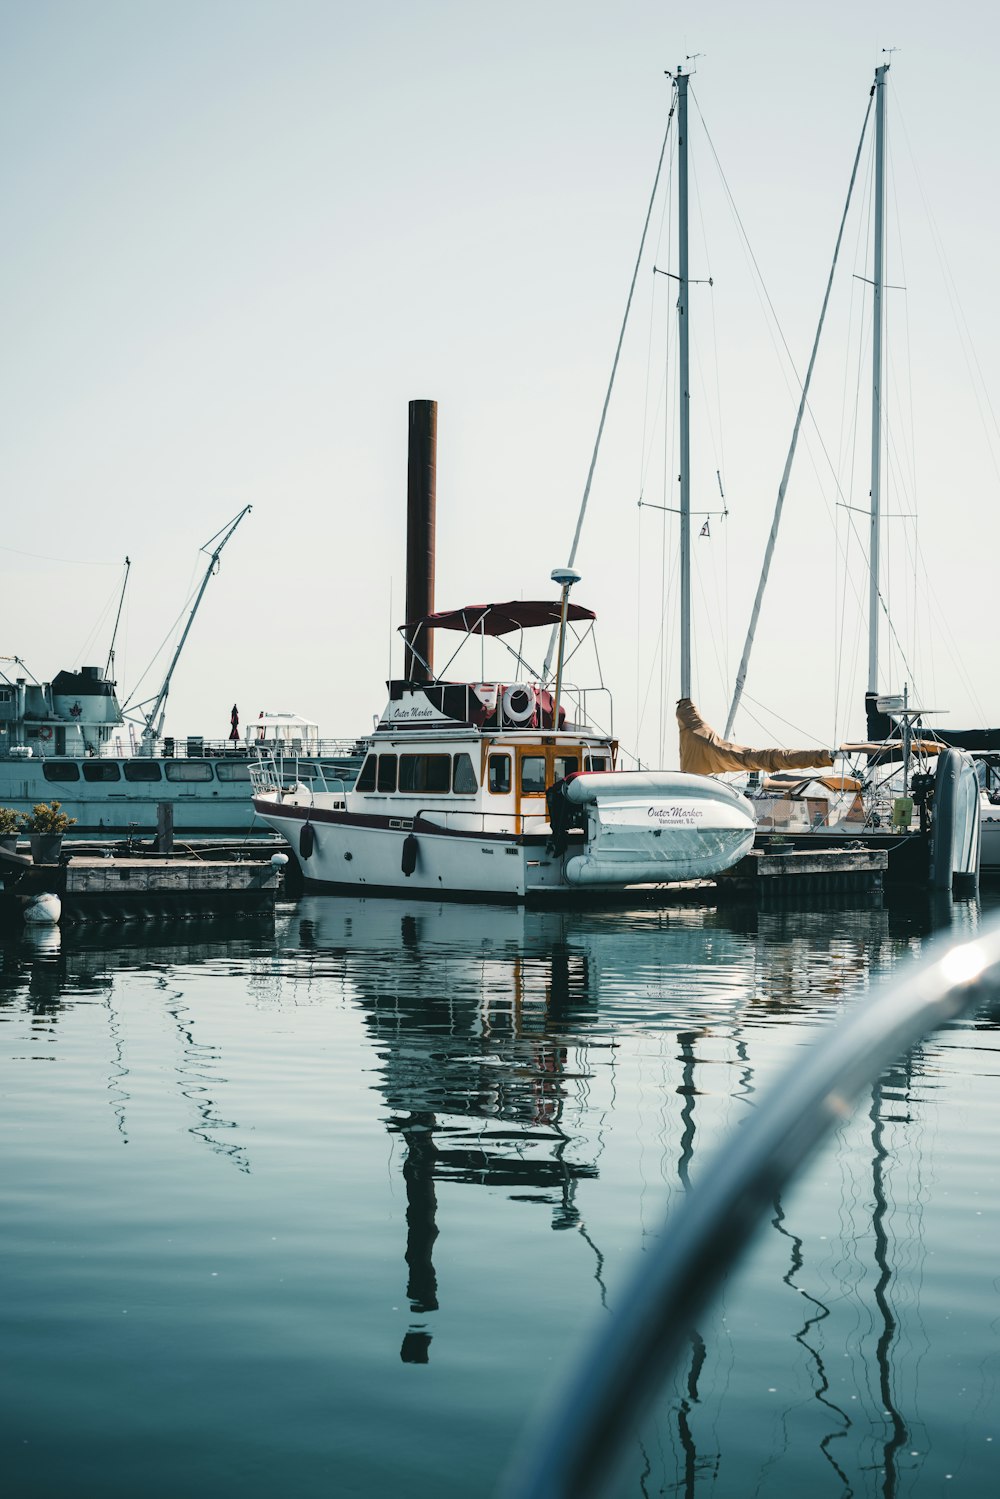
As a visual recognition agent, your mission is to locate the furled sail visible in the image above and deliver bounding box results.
[677,699,834,775]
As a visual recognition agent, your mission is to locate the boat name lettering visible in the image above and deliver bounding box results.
[647,804,704,822]
[391,706,436,720]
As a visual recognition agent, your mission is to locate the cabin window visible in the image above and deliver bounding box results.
[124,761,163,782]
[0,688,12,703]
[165,761,214,782]
[520,755,547,795]
[355,755,377,792]
[82,762,122,782]
[377,754,398,793]
[585,755,609,772]
[399,754,452,794]
[214,761,250,782]
[488,754,511,795]
[42,762,80,783]
[452,753,477,793]
[553,756,579,782]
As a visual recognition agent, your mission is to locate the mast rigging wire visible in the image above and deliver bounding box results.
[724,86,875,738]
[543,93,677,683]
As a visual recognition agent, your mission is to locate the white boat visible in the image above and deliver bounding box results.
[251,597,755,902]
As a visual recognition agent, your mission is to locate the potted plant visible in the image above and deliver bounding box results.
[24,800,76,864]
[0,806,23,855]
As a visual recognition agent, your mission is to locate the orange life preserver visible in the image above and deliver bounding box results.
[39,727,53,741]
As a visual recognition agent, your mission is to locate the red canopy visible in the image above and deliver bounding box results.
[403,600,596,637]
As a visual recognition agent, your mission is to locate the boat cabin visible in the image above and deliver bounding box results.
[0,665,123,760]
[344,599,618,834]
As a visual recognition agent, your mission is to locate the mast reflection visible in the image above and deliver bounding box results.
[672,1030,718,1494]
[772,1196,853,1491]
[292,898,613,1363]
[869,1070,909,1496]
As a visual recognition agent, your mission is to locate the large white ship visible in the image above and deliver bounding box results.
[1,509,363,838]
[0,662,362,837]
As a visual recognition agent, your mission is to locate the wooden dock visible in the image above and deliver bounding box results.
[1,847,282,927]
[716,846,888,907]
[2,840,889,924]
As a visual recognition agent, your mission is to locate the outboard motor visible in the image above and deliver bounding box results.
[545,778,587,856]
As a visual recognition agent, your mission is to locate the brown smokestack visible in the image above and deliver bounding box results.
[404,399,437,682]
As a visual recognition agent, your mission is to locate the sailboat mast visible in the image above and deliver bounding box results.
[677,66,692,700]
[868,62,889,696]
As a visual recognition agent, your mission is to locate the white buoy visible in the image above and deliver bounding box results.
[24,892,61,926]
[270,853,289,868]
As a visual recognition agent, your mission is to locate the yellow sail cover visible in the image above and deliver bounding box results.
[677,699,834,775]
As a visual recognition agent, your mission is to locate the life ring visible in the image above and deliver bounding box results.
[502,683,537,725]
[39,727,53,741]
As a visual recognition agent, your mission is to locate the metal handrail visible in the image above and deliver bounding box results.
[248,750,356,800]
[502,914,1000,1499]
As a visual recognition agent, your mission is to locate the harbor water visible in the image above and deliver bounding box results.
[2,891,999,1497]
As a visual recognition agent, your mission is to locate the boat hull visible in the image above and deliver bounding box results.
[252,799,565,900]
[254,771,756,901]
[0,751,360,837]
[930,747,980,890]
[0,758,259,836]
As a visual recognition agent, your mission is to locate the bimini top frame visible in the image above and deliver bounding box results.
[399,599,598,685]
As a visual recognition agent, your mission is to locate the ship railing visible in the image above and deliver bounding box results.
[249,749,356,800]
[160,735,368,760]
[0,735,369,763]
[395,681,613,735]
[501,915,1000,1499]
[574,686,613,739]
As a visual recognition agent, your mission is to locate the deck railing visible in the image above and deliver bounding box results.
[1,735,369,763]
[249,751,358,800]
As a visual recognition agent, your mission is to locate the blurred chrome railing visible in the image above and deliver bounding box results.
[503,915,1000,1499]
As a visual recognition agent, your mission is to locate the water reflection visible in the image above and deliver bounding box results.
[0,915,276,1171]
[291,899,609,1361]
[771,1194,853,1492]
[285,897,905,1382]
[871,1070,908,1497]
[284,895,999,1491]
[0,914,277,1012]
[1,894,997,1497]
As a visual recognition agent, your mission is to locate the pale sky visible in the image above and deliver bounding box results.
[2,0,997,766]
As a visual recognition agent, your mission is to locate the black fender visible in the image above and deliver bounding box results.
[401,833,419,876]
